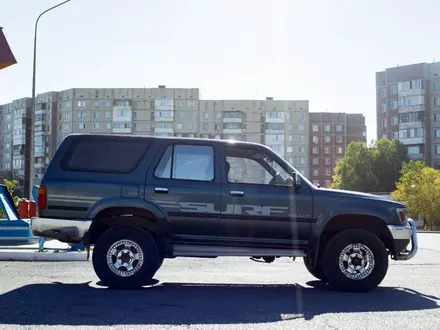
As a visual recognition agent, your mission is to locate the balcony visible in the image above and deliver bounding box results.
[399,121,424,130]
[408,153,424,160]
[398,105,425,114]
[112,127,132,134]
[223,117,242,123]
[399,137,425,145]
[398,88,424,97]
[264,117,285,123]
[223,128,243,134]
[155,127,174,134]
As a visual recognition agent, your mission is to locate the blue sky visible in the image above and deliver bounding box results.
[1,0,439,142]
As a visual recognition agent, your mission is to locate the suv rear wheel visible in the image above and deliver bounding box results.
[322,229,389,292]
[92,226,160,289]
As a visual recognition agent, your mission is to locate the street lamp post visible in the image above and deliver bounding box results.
[29,0,71,199]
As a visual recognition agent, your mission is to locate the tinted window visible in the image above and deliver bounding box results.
[63,138,151,173]
[155,144,214,181]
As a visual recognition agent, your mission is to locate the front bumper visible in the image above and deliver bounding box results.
[387,218,418,261]
[31,217,92,243]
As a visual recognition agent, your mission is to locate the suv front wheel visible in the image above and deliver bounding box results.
[92,226,160,289]
[322,229,389,292]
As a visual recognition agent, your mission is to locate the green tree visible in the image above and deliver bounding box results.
[392,161,440,230]
[331,139,408,192]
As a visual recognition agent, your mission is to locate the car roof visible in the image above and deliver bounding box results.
[66,133,268,149]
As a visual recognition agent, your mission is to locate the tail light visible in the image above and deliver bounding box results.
[37,185,47,210]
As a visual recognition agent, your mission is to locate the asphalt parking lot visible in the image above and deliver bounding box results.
[0,233,439,330]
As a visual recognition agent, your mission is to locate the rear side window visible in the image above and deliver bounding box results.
[62,138,152,173]
[155,144,214,181]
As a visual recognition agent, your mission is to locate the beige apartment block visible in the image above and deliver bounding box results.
[1,86,311,191]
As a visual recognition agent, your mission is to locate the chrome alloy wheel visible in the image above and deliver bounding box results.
[338,243,375,280]
[106,239,144,277]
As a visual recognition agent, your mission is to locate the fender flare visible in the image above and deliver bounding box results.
[86,197,171,238]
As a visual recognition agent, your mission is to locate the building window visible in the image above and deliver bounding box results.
[77,101,87,108]
[188,123,193,130]
[313,158,319,165]
[409,146,421,155]
[336,136,343,143]
[392,116,398,125]
[94,112,99,119]
[300,157,305,165]
[391,85,398,94]
[312,136,319,144]
[392,131,399,140]
[381,104,386,112]
[325,168,331,176]
[313,169,319,176]
[298,113,304,120]
[177,112,183,119]
[312,125,319,132]
[337,147,343,154]
[176,123,183,129]
[105,112,111,119]
[324,147,330,154]
[325,158,331,165]
[436,129,440,138]
[93,123,100,129]
[324,125,331,132]
[78,123,85,130]
[312,147,319,154]
[289,135,293,142]
[106,123,111,129]
[324,136,331,143]
[287,147,293,153]
[380,89,386,97]
[299,146,305,153]
[288,124,293,130]
[204,112,209,119]
[203,124,209,130]
[391,100,398,110]
[382,119,387,128]
[336,125,343,132]
[436,145,440,154]
[300,135,305,144]
[436,113,440,122]
[216,113,221,119]
[299,124,305,131]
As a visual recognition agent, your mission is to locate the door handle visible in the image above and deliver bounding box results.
[154,187,169,194]
[230,190,245,197]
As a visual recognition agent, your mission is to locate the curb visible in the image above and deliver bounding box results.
[0,251,89,261]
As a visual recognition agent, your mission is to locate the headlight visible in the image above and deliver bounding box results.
[396,208,408,224]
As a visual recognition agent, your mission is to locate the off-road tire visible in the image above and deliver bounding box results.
[303,256,327,282]
[322,229,389,292]
[92,226,160,289]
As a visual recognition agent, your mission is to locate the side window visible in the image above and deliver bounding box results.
[225,147,292,186]
[155,144,214,181]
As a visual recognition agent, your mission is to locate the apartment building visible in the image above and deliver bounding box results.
[0,97,32,197]
[15,86,308,188]
[376,61,440,168]
[309,112,366,188]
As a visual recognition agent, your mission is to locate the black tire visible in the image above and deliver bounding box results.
[322,229,389,293]
[303,256,327,282]
[156,255,164,271]
[92,226,160,289]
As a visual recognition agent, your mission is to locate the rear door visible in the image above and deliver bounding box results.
[144,139,222,243]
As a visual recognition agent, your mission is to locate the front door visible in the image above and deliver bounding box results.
[219,145,313,248]
[145,140,222,243]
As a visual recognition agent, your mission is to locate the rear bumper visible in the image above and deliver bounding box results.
[30,217,92,243]
[387,218,418,261]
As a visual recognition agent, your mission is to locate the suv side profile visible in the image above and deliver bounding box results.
[31,134,418,292]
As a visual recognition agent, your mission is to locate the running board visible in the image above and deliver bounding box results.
[172,244,307,257]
